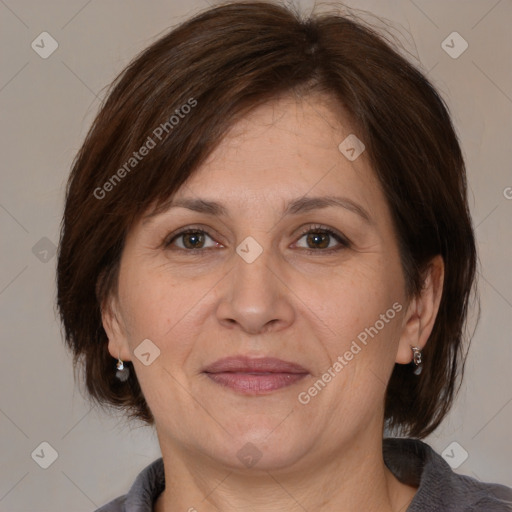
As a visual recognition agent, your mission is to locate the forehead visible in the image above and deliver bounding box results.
[177,93,381,211]
[136,92,394,237]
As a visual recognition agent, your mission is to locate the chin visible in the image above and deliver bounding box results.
[204,423,312,472]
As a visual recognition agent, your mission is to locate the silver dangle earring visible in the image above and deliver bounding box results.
[411,346,422,375]
[116,350,130,382]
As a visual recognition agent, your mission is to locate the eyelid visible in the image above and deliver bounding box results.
[163,224,223,249]
[293,223,351,252]
[296,223,347,240]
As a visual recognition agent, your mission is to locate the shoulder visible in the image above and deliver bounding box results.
[383,438,512,511]
[94,495,126,512]
[93,458,165,512]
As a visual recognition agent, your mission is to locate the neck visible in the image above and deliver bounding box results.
[154,432,417,512]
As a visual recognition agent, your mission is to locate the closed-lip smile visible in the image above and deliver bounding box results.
[203,356,310,394]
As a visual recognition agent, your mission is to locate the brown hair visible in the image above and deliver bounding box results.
[57,0,477,438]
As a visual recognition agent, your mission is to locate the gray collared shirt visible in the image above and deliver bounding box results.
[95,438,512,511]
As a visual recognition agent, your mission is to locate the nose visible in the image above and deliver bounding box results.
[215,240,295,335]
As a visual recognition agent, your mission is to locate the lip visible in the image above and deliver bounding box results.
[203,356,309,374]
[203,356,309,395]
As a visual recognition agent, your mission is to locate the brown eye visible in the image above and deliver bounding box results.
[295,226,350,253]
[181,231,206,249]
[166,229,219,250]
[305,231,331,249]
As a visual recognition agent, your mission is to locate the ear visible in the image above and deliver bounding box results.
[396,255,444,364]
[101,294,132,363]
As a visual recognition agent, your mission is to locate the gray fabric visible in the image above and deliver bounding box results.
[95,438,512,511]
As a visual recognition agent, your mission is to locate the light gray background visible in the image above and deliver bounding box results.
[1,0,511,510]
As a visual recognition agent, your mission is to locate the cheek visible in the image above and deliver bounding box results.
[321,261,400,324]
[116,261,224,386]
[117,262,205,340]
[311,261,404,371]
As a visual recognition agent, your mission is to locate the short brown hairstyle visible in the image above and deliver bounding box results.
[57,0,477,438]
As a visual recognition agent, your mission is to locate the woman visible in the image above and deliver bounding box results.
[57,1,512,511]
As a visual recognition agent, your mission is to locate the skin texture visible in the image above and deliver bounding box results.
[102,93,444,511]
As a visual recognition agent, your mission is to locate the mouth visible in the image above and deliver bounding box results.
[203,356,310,395]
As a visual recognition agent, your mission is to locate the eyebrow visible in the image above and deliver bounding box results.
[143,195,372,224]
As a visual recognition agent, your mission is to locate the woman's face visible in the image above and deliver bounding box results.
[105,93,414,472]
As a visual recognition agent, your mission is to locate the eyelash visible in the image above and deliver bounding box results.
[163,224,350,255]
